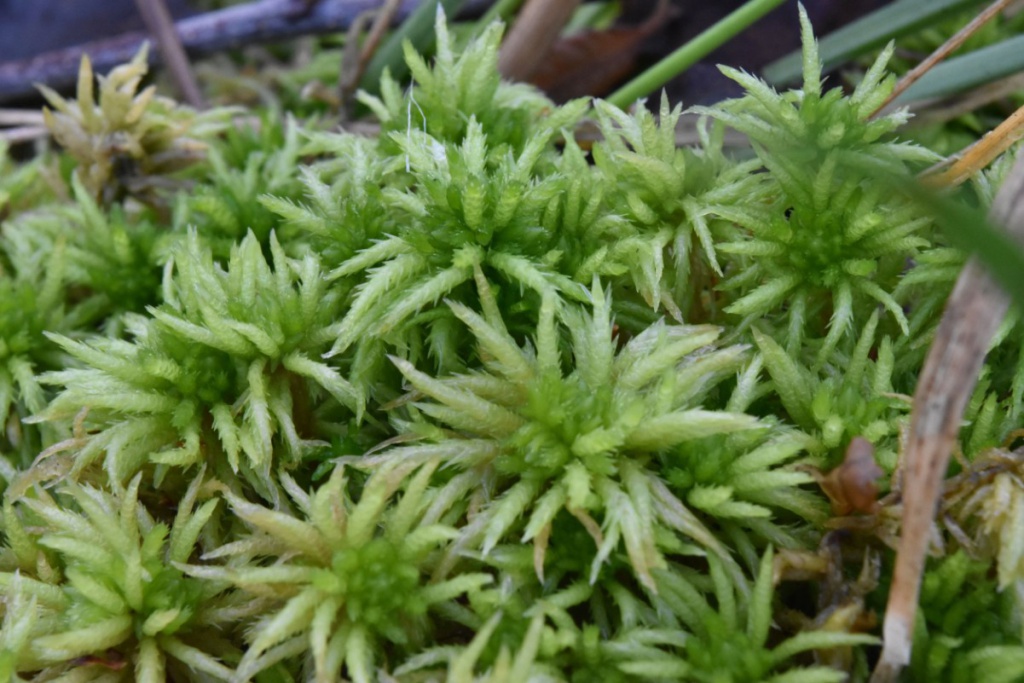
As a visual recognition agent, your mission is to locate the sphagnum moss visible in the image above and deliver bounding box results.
[39,45,228,208]
[1,6,1023,683]
[0,471,240,681]
[32,229,360,492]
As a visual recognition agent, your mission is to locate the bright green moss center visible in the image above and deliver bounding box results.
[0,281,45,360]
[776,204,865,290]
[313,538,426,637]
[502,373,621,480]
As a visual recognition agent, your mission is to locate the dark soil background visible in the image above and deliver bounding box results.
[0,0,892,106]
[642,0,892,102]
[0,0,197,61]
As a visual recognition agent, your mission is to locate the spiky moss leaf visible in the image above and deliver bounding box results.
[695,7,936,174]
[590,95,765,321]
[317,14,592,390]
[664,428,826,549]
[261,130,394,272]
[0,280,60,415]
[651,549,876,683]
[21,172,167,332]
[0,573,41,683]
[715,157,928,361]
[0,140,54,219]
[542,137,631,283]
[397,540,710,682]
[358,12,585,154]
[405,604,697,681]
[0,227,72,466]
[953,459,1024,589]
[33,230,359,485]
[178,115,306,260]
[967,646,1024,683]
[752,327,815,429]
[181,462,487,683]
[0,473,237,679]
[370,276,761,592]
[696,8,938,361]
[906,551,1024,683]
[40,45,228,207]
[753,315,908,471]
[323,117,591,391]
[437,611,543,682]
[380,120,561,261]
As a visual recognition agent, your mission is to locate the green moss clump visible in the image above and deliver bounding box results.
[1,7,1022,683]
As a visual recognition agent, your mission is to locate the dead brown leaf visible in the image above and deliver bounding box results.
[819,437,885,517]
[529,0,672,101]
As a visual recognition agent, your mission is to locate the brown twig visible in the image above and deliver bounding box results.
[337,11,379,109]
[339,0,403,110]
[871,138,1024,683]
[359,0,404,72]
[133,0,205,108]
[497,0,581,81]
[872,0,1014,118]
[0,0,494,102]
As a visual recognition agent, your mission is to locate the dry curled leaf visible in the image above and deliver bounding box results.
[39,44,223,207]
[820,437,885,516]
[529,0,672,101]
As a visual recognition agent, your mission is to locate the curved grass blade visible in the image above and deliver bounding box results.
[764,0,986,85]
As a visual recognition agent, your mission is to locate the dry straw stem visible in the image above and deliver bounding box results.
[871,0,1015,117]
[0,125,48,143]
[0,109,44,126]
[922,102,1024,187]
[871,137,1024,682]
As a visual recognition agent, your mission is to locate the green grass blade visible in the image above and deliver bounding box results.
[606,0,786,109]
[893,34,1024,104]
[764,0,986,85]
[471,0,524,37]
[900,179,1024,314]
[359,0,469,94]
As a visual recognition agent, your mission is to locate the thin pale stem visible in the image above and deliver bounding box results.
[133,0,205,108]
[872,0,1014,117]
[922,101,1024,188]
[873,133,1024,683]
